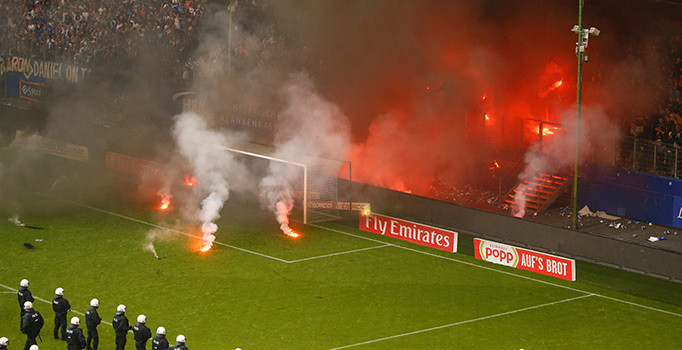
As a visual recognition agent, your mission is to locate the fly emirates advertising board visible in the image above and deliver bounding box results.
[474,238,576,281]
[359,213,458,253]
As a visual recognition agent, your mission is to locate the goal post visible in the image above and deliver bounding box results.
[220,145,350,224]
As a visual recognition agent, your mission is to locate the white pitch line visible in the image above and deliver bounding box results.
[36,193,290,264]
[313,224,682,318]
[0,282,113,326]
[287,245,391,263]
[330,294,595,349]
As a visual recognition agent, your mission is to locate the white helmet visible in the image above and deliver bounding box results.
[30,345,39,350]
[156,326,166,335]
[24,301,33,310]
[90,298,99,307]
[71,316,80,325]
[55,287,64,296]
[0,337,8,346]
[137,314,146,323]
[117,304,126,313]
[20,279,29,287]
[176,334,186,343]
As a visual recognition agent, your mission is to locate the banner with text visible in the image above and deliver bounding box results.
[474,238,576,281]
[308,201,370,212]
[14,130,89,162]
[359,213,457,253]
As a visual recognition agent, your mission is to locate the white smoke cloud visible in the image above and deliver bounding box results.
[259,73,351,233]
[172,112,248,247]
[514,105,621,217]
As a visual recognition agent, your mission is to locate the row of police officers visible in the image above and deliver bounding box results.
[11,279,189,350]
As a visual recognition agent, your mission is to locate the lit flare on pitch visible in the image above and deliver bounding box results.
[159,196,171,210]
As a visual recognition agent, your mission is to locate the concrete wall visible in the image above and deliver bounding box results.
[348,181,682,282]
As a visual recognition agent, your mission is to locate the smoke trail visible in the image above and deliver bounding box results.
[8,215,25,227]
[259,73,351,235]
[172,112,248,248]
[514,106,620,216]
[142,228,175,259]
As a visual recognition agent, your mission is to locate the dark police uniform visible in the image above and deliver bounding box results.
[132,322,152,350]
[169,343,188,350]
[151,334,169,350]
[21,307,44,350]
[53,294,71,339]
[112,311,130,350]
[85,305,102,350]
[66,323,87,350]
[18,286,34,329]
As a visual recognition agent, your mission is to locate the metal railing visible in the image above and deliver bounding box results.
[612,136,681,178]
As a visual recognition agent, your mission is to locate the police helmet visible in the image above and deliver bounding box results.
[29,345,39,350]
[0,337,8,346]
[156,326,166,335]
[90,298,99,307]
[117,304,126,313]
[176,334,186,343]
[71,317,80,325]
[137,314,146,323]
[55,287,64,296]
[20,279,29,287]
[24,301,33,310]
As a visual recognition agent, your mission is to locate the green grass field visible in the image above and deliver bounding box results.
[2,186,682,349]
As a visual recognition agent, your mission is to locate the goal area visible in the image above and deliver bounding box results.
[221,144,351,224]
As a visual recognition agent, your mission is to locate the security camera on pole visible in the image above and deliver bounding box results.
[570,0,600,230]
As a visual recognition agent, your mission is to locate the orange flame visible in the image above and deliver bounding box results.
[484,114,490,121]
[284,227,300,238]
[537,126,555,136]
[199,243,212,252]
[159,196,171,211]
[552,79,564,89]
[185,175,195,187]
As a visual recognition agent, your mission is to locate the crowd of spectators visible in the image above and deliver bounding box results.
[630,39,682,147]
[0,0,208,83]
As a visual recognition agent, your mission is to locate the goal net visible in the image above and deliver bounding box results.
[220,145,350,224]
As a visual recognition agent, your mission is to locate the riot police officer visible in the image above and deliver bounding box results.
[65,317,87,350]
[52,287,71,340]
[132,315,152,350]
[21,301,44,350]
[85,299,102,350]
[112,305,130,350]
[151,327,169,350]
[169,335,188,350]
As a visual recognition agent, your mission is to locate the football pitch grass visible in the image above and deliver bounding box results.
[2,192,682,349]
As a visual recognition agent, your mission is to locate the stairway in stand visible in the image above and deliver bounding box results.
[504,173,572,214]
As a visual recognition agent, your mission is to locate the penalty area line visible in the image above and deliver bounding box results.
[35,193,290,264]
[287,244,391,263]
[313,224,682,319]
[329,294,595,349]
[0,282,114,327]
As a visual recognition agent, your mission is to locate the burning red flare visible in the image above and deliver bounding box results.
[185,175,195,187]
[537,126,555,136]
[484,114,490,121]
[283,227,300,238]
[159,196,171,211]
[199,243,212,252]
[552,79,563,89]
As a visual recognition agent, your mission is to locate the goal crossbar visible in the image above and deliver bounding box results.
[220,146,309,223]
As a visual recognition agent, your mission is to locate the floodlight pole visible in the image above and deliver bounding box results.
[228,0,235,79]
[572,0,584,230]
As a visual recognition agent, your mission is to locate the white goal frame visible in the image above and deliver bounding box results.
[221,146,309,223]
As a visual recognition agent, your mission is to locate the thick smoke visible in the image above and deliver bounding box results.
[172,112,249,247]
[259,73,351,234]
[513,105,621,217]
